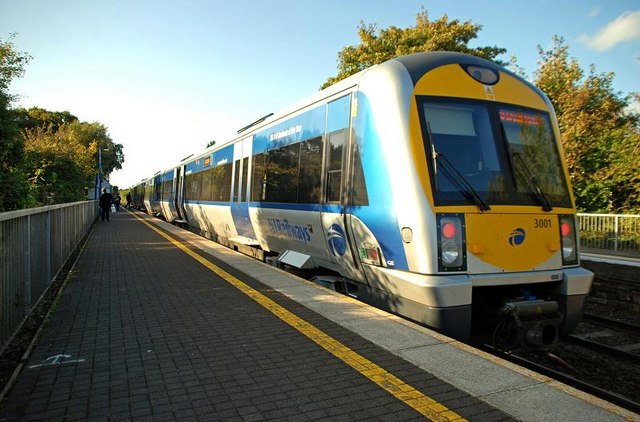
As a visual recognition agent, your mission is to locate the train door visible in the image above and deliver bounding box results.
[320,95,362,279]
[231,137,257,241]
[174,166,187,222]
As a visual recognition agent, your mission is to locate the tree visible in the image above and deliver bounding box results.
[322,9,506,88]
[23,125,89,204]
[15,106,78,131]
[0,34,33,211]
[534,37,640,213]
[20,110,125,205]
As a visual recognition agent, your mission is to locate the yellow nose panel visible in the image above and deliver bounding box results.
[466,214,560,272]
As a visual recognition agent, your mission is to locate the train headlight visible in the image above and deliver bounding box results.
[463,65,499,85]
[441,241,460,265]
[437,214,466,272]
[559,215,578,265]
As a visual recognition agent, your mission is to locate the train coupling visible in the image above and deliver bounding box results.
[493,300,561,351]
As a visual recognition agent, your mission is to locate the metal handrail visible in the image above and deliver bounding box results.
[0,201,98,352]
[577,213,640,254]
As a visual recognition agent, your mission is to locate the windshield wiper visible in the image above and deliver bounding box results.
[435,152,491,212]
[510,151,553,212]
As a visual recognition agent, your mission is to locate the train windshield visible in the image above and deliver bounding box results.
[419,98,572,209]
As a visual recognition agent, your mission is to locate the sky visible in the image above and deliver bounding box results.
[2,0,639,189]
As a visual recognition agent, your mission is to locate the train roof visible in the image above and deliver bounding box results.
[147,51,548,180]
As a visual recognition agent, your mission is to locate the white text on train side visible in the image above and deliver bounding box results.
[269,125,302,141]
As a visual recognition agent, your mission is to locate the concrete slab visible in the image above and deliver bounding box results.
[483,382,623,422]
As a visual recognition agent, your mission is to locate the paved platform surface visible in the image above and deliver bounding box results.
[581,252,640,268]
[0,210,636,421]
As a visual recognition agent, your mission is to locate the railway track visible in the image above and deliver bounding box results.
[567,312,640,362]
[485,346,640,414]
[488,312,640,413]
[582,312,640,335]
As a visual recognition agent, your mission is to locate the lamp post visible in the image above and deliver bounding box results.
[95,144,108,199]
[98,146,103,197]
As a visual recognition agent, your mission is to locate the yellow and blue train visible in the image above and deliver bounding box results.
[131,52,593,350]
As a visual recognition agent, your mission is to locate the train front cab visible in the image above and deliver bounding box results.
[359,53,594,350]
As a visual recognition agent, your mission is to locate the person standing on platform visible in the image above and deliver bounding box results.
[99,188,113,222]
[114,193,121,212]
[126,193,132,209]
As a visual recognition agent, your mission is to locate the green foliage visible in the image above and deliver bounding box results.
[22,125,89,204]
[0,34,31,99]
[15,107,78,131]
[20,111,125,205]
[0,35,33,211]
[534,37,640,213]
[322,9,506,88]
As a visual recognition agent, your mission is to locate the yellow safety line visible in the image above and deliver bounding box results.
[133,214,466,421]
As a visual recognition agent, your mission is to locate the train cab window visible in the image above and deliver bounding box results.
[419,97,572,208]
[499,108,571,206]
[423,102,503,202]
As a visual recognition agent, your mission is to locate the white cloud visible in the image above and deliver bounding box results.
[580,10,640,52]
[587,6,602,18]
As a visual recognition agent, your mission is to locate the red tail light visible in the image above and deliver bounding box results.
[437,214,466,272]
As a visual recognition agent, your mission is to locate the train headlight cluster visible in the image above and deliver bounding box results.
[437,214,466,271]
[559,215,578,265]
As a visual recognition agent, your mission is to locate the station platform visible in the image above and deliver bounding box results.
[581,252,640,268]
[0,210,636,421]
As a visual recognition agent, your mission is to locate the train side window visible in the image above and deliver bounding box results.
[299,137,323,203]
[350,138,369,206]
[240,157,248,202]
[233,160,241,202]
[265,142,300,203]
[325,95,350,204]
[326,130,346,203]
[251,152,268,201]
[212,162,232,202]
[201,169,212,201]
[162,177,172,201]
[154,178,162,201]
[187,172,202,201]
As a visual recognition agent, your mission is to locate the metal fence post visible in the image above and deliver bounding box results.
[24,215,31,316]
[614,215,619,252]
[46,211,51,286]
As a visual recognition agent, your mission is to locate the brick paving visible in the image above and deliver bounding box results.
[0,210,513,421]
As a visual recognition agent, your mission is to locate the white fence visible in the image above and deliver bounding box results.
[577,213,640,254]
[0,201,98,352]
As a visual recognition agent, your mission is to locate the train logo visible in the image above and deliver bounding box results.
[508,228,526,247]
[327,224,347,257]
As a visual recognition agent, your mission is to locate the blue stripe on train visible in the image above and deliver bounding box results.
[349,92,408,270]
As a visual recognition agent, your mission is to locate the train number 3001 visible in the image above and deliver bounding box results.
[534,218,552,229]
